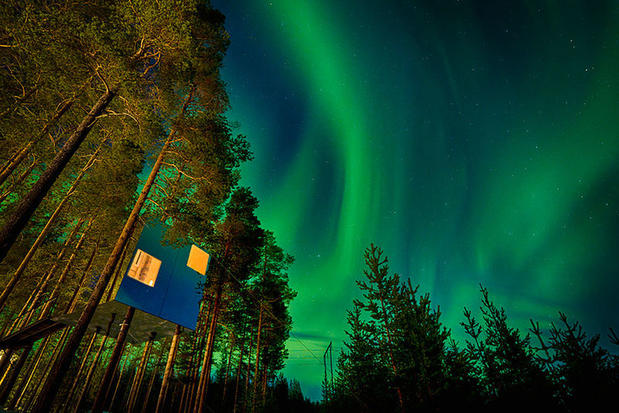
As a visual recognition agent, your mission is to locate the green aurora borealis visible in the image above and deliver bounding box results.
[213,0,619,399]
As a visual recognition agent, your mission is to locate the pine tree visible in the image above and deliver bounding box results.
[336,302,395,412]
[544,312,618,411]
[462,286,558,412]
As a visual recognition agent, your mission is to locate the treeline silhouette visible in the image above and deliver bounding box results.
[324,245,618,413]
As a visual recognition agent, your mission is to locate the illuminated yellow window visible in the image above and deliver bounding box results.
[127,249,162,287]
[187,245,209,275]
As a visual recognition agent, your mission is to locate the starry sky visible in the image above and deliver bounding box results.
[212,0,619,400]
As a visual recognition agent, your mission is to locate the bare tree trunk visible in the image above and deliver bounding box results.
[251,304,264,413]
[0,88,115,263]
[63,329,99,410]
[5,342,39,407]
[0,156,38,204]
[195,282,222,413]
[127,333,155,413]
[141,366,158,413]
[141,341,166,413]
[233,335,246,413]
[39,218,94,319]
[104,240,129,302]
[0,141,102,312]
[21,327,72,411]
[6,328,66,409]
[261,366,268,408]
[243,327,255,413]
[9,218,85,332]
[0,75,92,187]
[0,143,32,188]
[186,298,211,413]
[91,306,135,413]
[9,342,43,409]
[65,238,99,313]
[72,313,115,413]
[181,336,196,413]
[222,334,235,402]
[31,90,195,413]
[177,383,187,413]
[0,350,14,389]
[155,324,181,413]
[109,350,130,412]
[0,343,33,404]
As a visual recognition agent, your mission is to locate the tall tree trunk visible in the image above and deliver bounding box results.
[0,343,33,404]
[127,333,155,413]
[186,298,211,413]
[261,364,267,407]
[195,282,222,413]
[9,218,85,332]
[177,383,187,413]
[0,141,102,312]
[0,75,92,187]
[0,349,13,388]
[233,335,246,413]
[180,337,196,413]
[31,89,194,413]
[39,218,93,319]
[91,306,135,413]
[0,156,38,204]
[22,219,86,325]
[104,240,129,302]
[0,88,115,263]
[5,341,42,407]
[65,238,99,314]
[6,328,67,408]
[243,327,255,413]
[125,347,145,412]
[63,329,99,410]
[108,350,130,412]
[8,342,41,409]
[72,313,115,413]
[141,341,166,413]
[22,327,72,411]
[251,303,264,413]
[141,367,158,413]
[0,143,32,188]
[222,334,235,402]
[155,324,181,413]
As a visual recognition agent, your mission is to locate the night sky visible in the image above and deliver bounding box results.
[212,0,619,400]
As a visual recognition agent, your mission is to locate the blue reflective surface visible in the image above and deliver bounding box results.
[114,223,208,330]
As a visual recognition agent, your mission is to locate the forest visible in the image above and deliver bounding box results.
[323,245,618,413]
[0,1,617,413]
[0,1,304,412]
